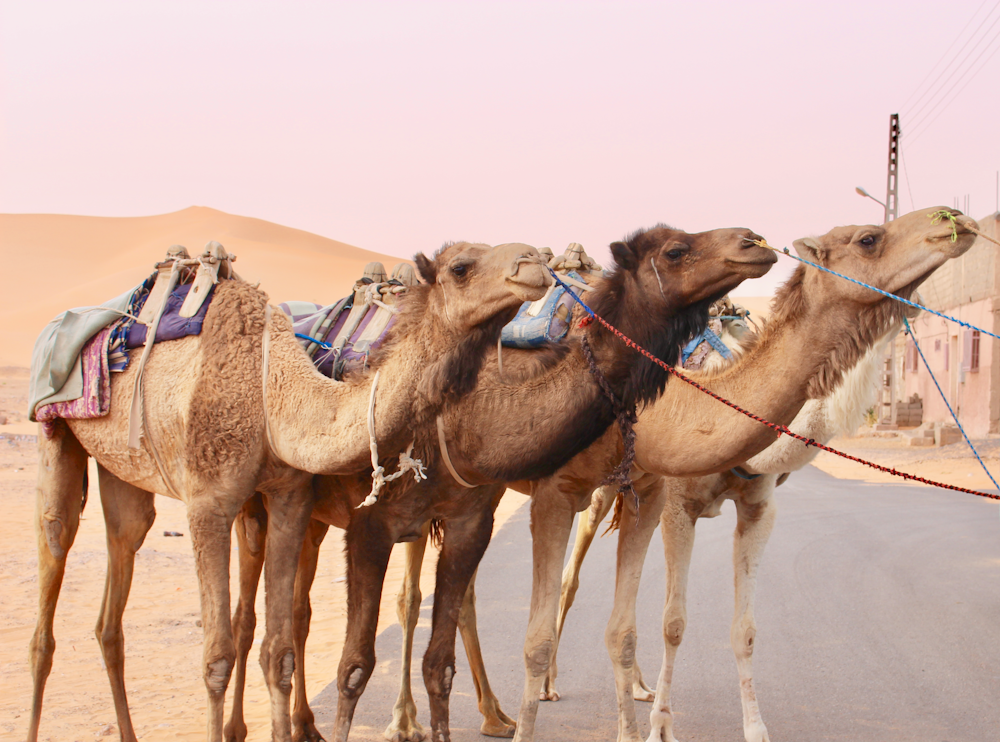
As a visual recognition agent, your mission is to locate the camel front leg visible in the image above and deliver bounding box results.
[423,504,496,742]
[645,494,698,742]
[605,480,666,742]
[259,481,317,742]
[333,511,395,742]
[458,570,516,738]
[385,526,429,742]
[511,490,577,742]
[187,494,243,742]
[731,490,777,742]
[28,424,88,742]
[291,517,331,742]
[225,494,269,742]
[543,485,616,702]
[94,465,156,742]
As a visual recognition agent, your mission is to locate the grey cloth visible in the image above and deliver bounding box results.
[29,287,137,421]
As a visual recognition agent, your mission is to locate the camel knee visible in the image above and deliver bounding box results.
[605,628,637,669]
[733,624,756,660]
[205,656,233,695]
[339,664,371,699]
[425,663,455,698]
[525,639,553,677]
[29,630,55,678]
[274,650,295,693]
[40,517,69,561]
[664,617,685,647]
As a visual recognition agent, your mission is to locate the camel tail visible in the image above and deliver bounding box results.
[601,493,624,536]
[429,518,445,548]
[81,465,89,513]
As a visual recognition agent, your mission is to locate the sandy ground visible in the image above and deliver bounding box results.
[0,367,528,741]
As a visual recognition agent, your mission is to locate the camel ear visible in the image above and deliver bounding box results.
[610,241,638,271]
[414,253,437,284]
[792,237,825,264]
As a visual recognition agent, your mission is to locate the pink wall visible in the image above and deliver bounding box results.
[903,298,997,436]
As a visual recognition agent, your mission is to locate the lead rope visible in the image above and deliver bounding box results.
[580,334,639,525]
[549,268,1000,502]
[437,415,477,488]
[358,370,428,508]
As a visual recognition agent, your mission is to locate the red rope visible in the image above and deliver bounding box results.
[587,314,1000,502]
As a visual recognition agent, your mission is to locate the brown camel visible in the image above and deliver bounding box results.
[501,207,979,742]
[221,225,777,742]
[552,313,911,742]
[27,241,548,742]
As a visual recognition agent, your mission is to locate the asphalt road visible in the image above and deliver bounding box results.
[310,466,1000,742]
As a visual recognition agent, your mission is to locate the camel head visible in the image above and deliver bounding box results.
[589,225,775,408]
[792,206,978,305]
[413,241,548,330]
[402,241,548,420]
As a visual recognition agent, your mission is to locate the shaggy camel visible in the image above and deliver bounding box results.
[27,241,549,742]
[225,225,777,742]
[499,207,979,742]
[552,314,909,742]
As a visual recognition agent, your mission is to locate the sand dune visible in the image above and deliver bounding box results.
[0,207,406,367]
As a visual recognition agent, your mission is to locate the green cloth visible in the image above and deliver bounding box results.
[29,287,136,421]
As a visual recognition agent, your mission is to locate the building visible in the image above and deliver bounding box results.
[898,211,1000,436]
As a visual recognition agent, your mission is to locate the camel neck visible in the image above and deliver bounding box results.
[633,293,865,476]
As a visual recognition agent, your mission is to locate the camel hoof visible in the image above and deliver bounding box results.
[292,720,327,742]
[480,718,515,738]
[633,686,655,702]
[538,688,560,702]
[384,721,426,742]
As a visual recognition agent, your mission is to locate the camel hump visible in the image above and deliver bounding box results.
[391,262,417,287]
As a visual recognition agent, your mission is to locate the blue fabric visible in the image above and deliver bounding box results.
[681,327,733,365]
[501,271,585,349]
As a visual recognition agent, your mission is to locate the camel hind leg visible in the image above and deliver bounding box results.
[225,493,269,742]
[28,422,88,742]
[731,489,777,742]
[385,527,430,742]
[542,485,616,702]
[94,464,156,742]
[290,517,330,742]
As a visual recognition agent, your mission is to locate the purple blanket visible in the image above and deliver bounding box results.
[126,283,215,348]
[36,327,112,435]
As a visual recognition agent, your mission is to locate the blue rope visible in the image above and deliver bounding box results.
[548,269,596,319]
[295,332,332,349]
[767,245,1000,342]
[903,317,999,493]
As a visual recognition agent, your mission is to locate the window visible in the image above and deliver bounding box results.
[971,329,980,372]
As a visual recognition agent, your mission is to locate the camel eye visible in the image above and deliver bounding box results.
[665,249,683,261]
[451,263,468,277]
[859,235,876,248]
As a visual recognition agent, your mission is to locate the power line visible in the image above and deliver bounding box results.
[897,0,994,113]
[908,26,1000,145]
[905,2,1000,132]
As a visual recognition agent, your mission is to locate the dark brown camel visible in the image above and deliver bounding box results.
[223,225,776,742]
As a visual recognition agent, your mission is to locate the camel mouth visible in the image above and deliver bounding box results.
[505,269,549,301]
[726,255,776,278]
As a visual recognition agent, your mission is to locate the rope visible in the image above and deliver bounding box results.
[742,213,1000,342]
[903,317,1000,492]
[549,268,1000,501]
[357,370,428,508]
[437,415,476,488]
[296,332,332,349]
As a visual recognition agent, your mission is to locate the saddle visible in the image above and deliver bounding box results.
[284,261,417,380]
[500,243,603,348]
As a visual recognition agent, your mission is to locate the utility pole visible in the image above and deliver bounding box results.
[881,113,901,426]
[884,113,900,223]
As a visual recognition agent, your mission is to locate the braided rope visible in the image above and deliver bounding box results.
[548,269,1000,501]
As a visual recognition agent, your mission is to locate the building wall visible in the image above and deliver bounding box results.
[900,212,1000,436]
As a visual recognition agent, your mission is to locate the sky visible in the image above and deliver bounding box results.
[2,0,998,295]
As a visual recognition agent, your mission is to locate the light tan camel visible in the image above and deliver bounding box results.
[504,207,979,742]
[553,311,911,742]
[222,225,778,742]
[27,241,548,742]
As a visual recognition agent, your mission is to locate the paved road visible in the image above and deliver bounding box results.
[311,466,1000,741]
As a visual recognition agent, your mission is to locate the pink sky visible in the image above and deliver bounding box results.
[2,1,998,295]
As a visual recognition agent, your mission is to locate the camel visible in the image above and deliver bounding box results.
[27,240,549,742]
[551,311,911,742]
[222,225,777,742]
[501,207,979,742]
